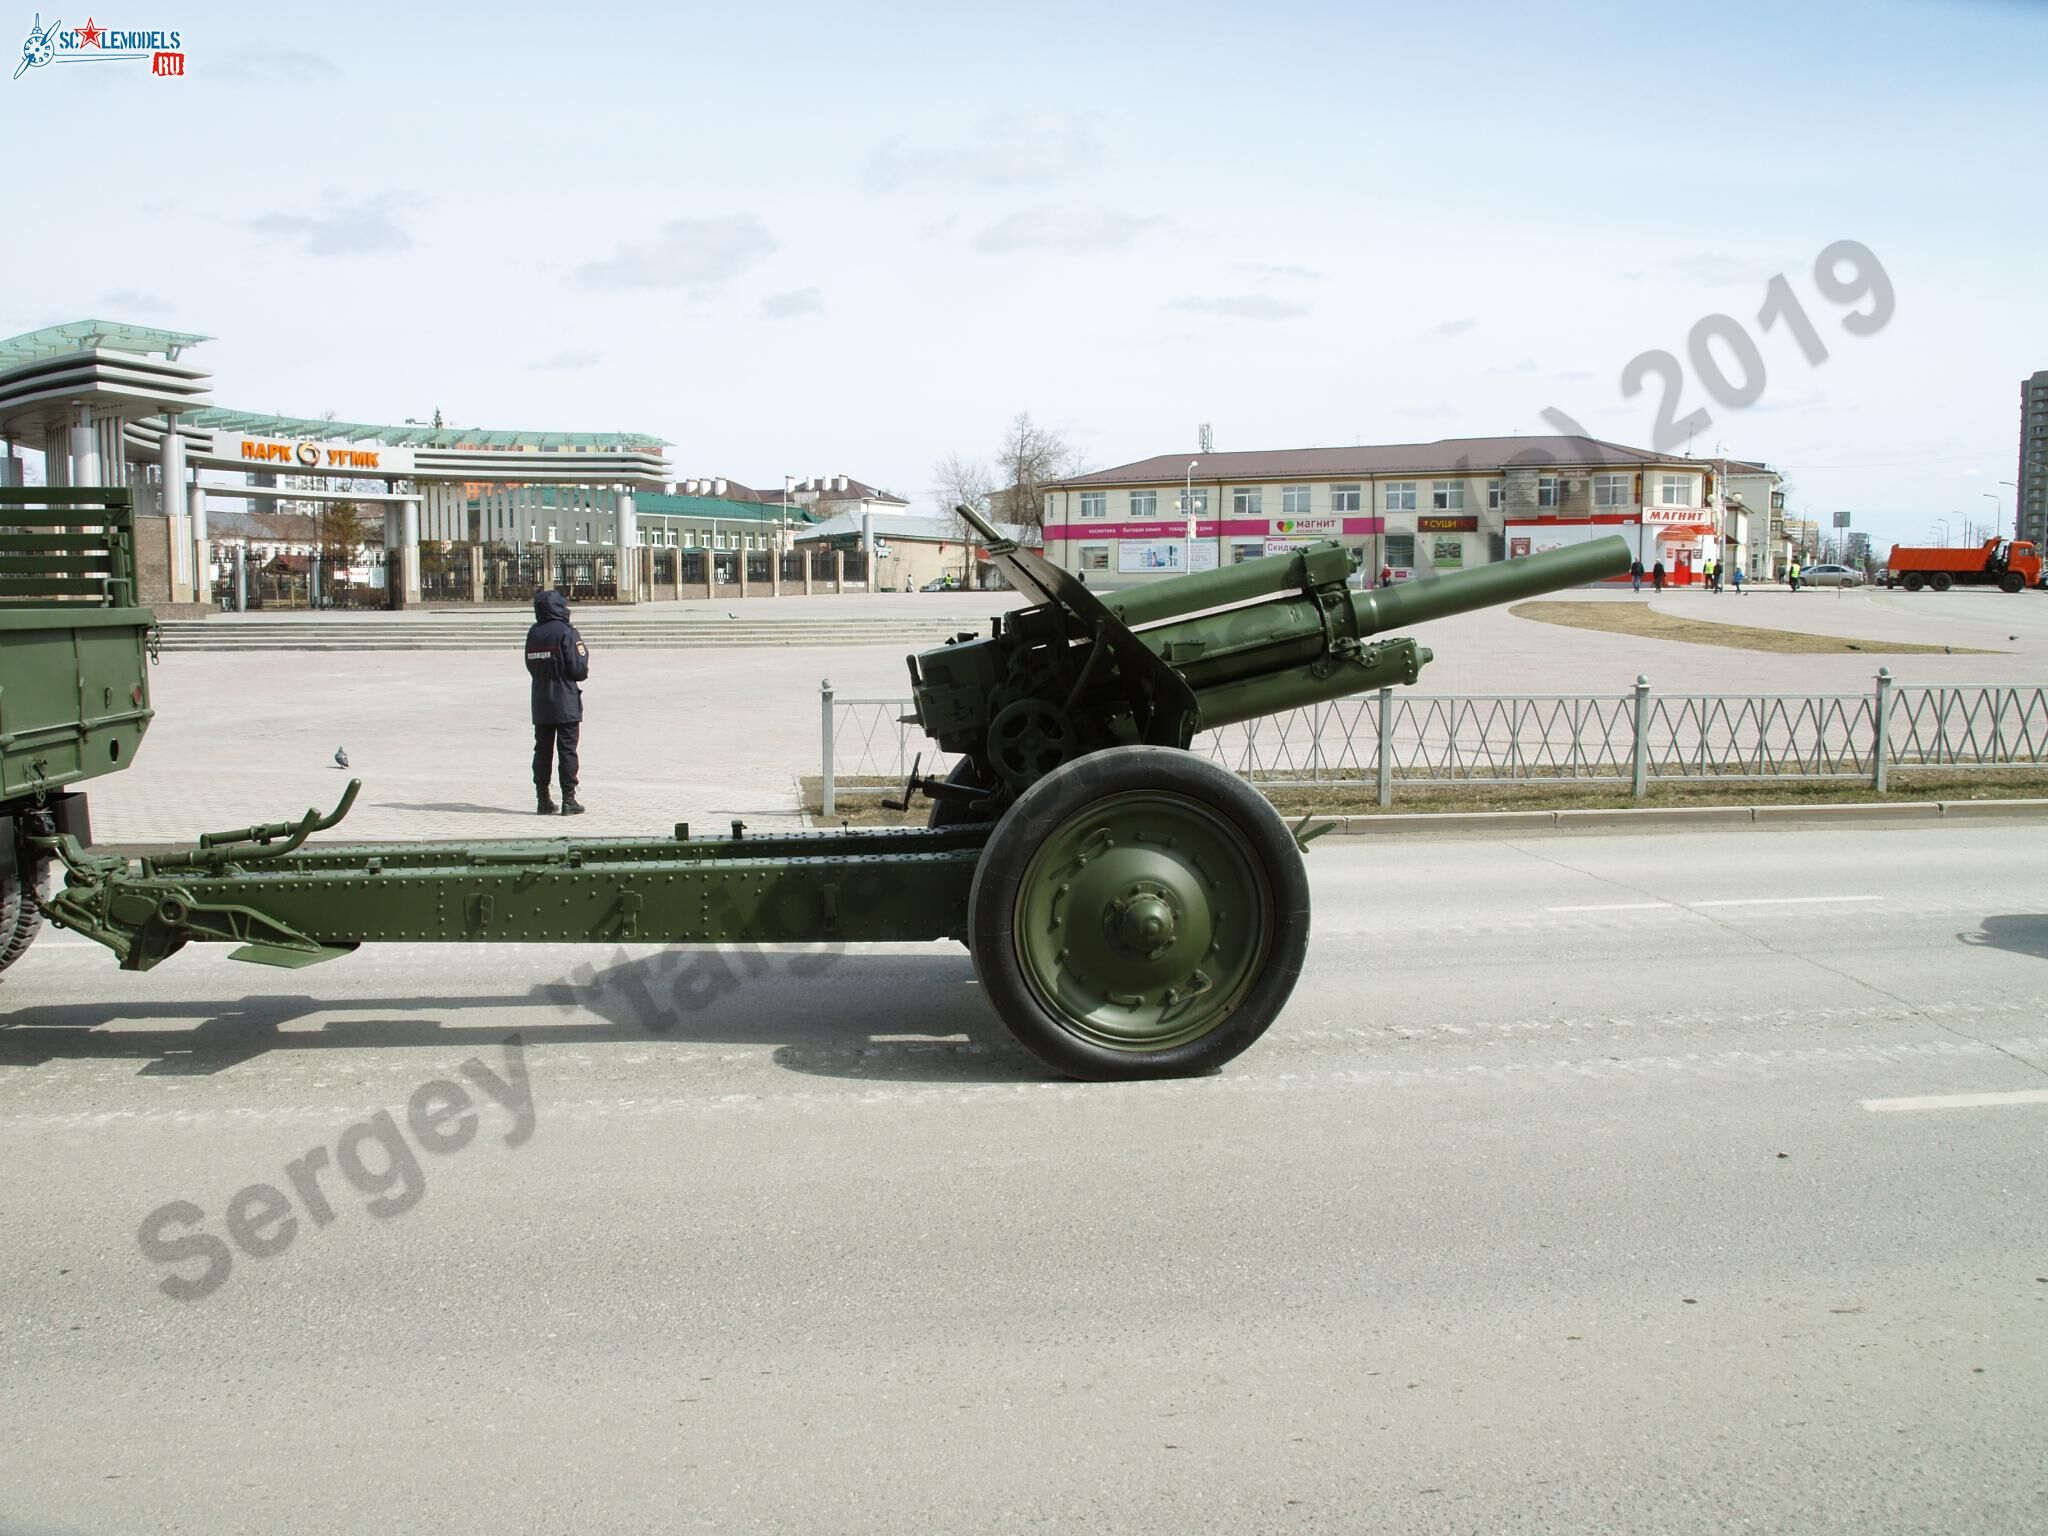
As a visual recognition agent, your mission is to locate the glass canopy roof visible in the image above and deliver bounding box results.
[0,319,212,366]
[184,408,668,450]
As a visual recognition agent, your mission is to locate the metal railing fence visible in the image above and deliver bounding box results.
[816,670,2048,814]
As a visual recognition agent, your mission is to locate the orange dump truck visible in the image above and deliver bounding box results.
[1884,537,2043,593]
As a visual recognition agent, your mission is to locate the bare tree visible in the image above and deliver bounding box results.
[991,412,1078,533]
[928,453,995,587]
[930,451,993,518]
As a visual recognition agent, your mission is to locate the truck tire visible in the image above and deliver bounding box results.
[1930,572,1954,593]
[1902,573,1925,592]
[2000,572,2025,594]
[0,858,49,975]
[966,745,1309,1081]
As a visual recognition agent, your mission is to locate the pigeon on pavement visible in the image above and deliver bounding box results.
[334,747,349,769]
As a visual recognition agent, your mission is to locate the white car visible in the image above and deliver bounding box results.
[1800,563,1863,588]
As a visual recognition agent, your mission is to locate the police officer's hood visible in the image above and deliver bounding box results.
[535,590,569,624]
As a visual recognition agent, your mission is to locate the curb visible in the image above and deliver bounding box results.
[1315,798,2048,838]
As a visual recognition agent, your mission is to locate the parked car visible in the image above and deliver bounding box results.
[1801,563,1863,588]
[921,575,959,592]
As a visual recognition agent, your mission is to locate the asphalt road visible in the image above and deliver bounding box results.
[2,821,2044,1534]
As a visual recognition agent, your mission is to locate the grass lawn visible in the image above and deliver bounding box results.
[1511,601,1993,655]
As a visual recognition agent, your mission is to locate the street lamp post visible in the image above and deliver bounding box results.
[1995,483,2015,542]
[1184,460,1199,573]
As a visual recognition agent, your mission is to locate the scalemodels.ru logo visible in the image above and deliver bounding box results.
[14,13,185,79]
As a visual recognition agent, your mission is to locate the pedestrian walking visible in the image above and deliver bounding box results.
[1703,557,1715,592]
[1652,558,1666,592]
[1630,556,1643,593]
[525,588,590,815]
[1731,563,1744,595]
[1788,558,1802,592]
[1380,563,1394,588]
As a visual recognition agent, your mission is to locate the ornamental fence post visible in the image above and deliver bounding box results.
[1377,688,1393,808]
[820,678,836,818]
[1631,674,1650,799]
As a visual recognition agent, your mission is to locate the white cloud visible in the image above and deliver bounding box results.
[103,289,175,313]
[759,288,826,320]
[973,206,1158,255]
[213,47,339,83]
[1425,318,1476,339]
[1164,295,1309,321]
[247,196,410,256]
[1234,262,1326,282]
[867,113,1099,191]
[574,216,776,291]
[1667,253,1780,287]
[530,350,601,371]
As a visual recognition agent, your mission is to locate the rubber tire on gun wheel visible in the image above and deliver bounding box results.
[0,858,48,975]
[967,745,1310,1081]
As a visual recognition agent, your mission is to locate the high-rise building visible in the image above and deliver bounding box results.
[2019,370,2048,547]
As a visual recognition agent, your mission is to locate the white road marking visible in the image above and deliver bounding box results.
[1694,895,1881,908]
[1544,895,1880,913]
[1862,1089,2048,1113]
[1545,902,1675,913]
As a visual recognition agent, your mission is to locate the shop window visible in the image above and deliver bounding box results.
[1231,542,1265,563]
[1078,545,1109,571]
[1384,533,1416,566]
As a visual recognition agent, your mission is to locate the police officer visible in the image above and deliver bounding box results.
[525,589,589,815]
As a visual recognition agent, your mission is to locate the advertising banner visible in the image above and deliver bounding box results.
[1117,540,1218,573]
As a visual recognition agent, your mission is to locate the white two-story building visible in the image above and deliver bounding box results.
[1043,435,1782,587]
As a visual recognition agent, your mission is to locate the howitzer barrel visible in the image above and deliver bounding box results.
[1347,534,1631,637]
[1138,534,1630,730]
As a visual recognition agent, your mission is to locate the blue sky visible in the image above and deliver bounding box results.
[2,0,2043,547]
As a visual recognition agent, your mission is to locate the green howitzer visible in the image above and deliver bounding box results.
[17,500,1627,1080]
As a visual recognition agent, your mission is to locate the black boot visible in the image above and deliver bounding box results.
[560,789,585,816]
[537,791,558,815]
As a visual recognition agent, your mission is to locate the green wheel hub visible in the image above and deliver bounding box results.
[1011,790,1274,1052]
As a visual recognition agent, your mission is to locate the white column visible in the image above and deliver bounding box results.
[616,489,638,604]
[403,497,422,605]
[70,406,100,487]
[188,482,209,602]
[161,416,191,600]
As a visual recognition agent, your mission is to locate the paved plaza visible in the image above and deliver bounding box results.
[91,585,2048,845]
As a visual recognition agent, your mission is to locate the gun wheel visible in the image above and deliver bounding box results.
[0,857,49,976]
[968,746,1309,1080]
